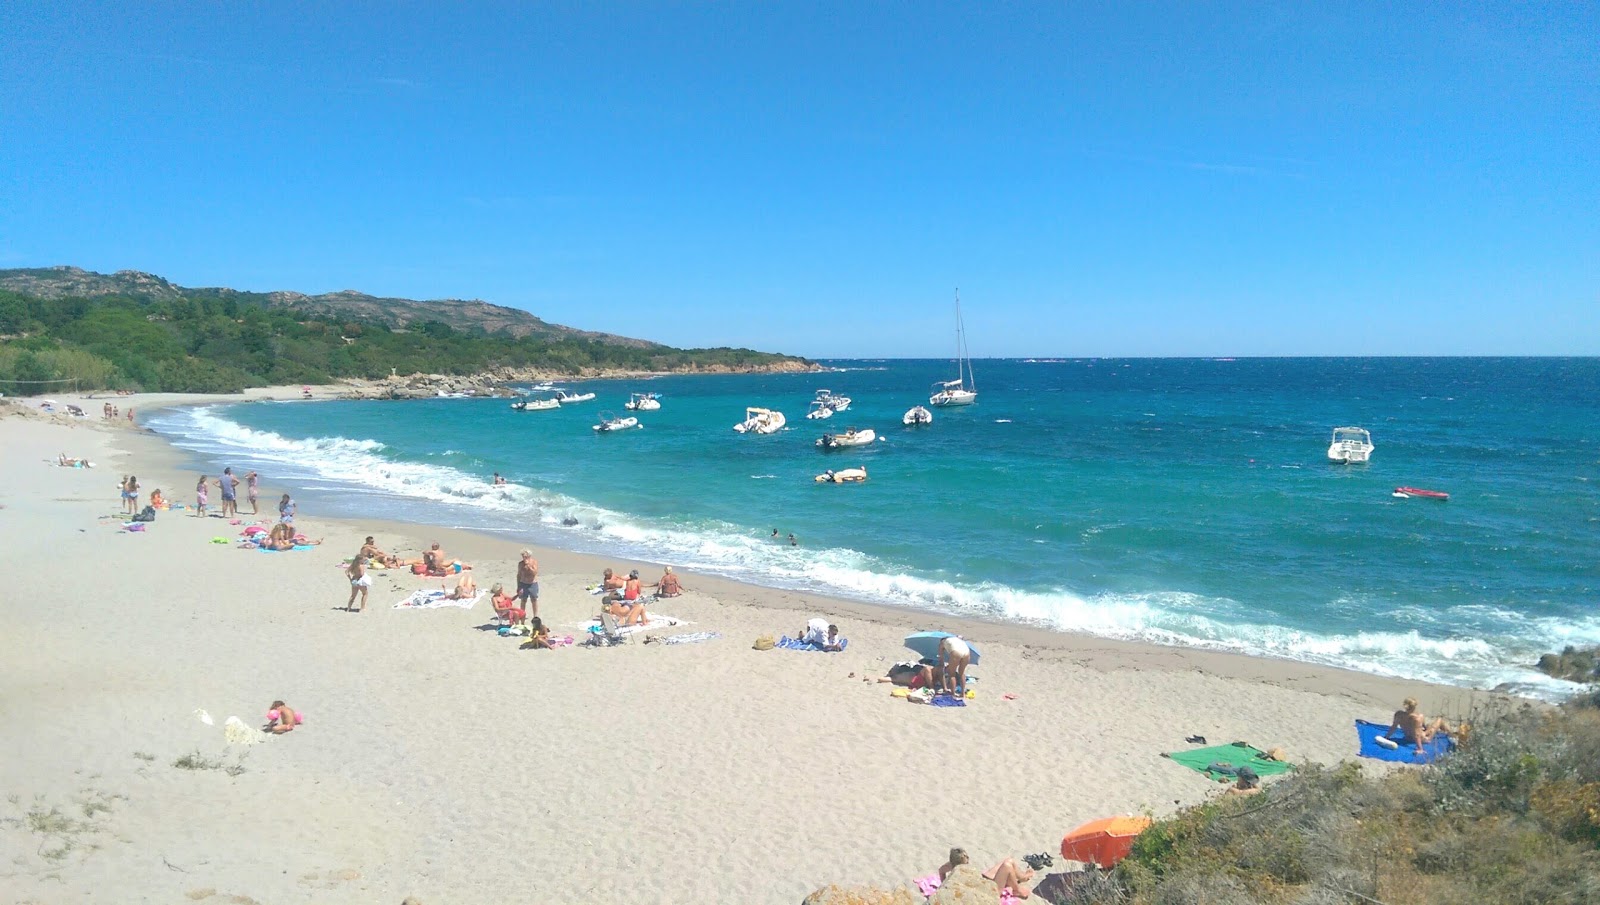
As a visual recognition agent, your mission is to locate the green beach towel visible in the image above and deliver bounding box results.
[1165,743,1294,782]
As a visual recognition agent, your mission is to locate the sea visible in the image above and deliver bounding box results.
[147,358,1600,697]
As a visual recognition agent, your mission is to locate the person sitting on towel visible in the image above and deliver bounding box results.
[822,624,845,651]
[1388,697,1453,753]
[599,567,627,594]
[523,616,553,649]
[1226,767,1262,797]
[424,542,469,575]
[877,662,941,689]
[799,617,829,646]
[649,565,683,597]
[606,571,649,626]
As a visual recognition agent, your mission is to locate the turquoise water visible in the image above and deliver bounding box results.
[149,358,1600,694]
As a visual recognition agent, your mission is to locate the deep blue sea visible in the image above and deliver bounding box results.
[149,358,1600,695]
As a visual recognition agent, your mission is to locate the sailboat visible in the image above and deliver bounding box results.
[929,290,977,406]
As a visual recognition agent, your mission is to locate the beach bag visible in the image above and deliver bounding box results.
[752,634,775,651]
[132,506,156,523]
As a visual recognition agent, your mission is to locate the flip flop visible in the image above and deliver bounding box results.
[1185,735,1207,744]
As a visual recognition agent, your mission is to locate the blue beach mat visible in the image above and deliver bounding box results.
[1356,719,1454,764]
[930,693,967,707]
[776,636,848,652]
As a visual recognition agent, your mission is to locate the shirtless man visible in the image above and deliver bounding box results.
[515,550,540,618]
[1389,698,1452,753]
[359,536,400,568]
[346,552,371,612]
[424,542,467,574]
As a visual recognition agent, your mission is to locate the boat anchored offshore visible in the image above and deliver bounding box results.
[1328,427,1375,464]
[625,392,661,411]
[553,389,596,404]
[733,407,786,434]
[816,428,876,450]
[812,389,852,413]
[806,400,835,420]
[1393,486,1449,501]
[815,467,867,484]
[593,412,641,433]
[903,405,933,426]
[511,398,560,411]
[930,291,977,406]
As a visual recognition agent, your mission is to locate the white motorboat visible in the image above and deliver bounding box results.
[813,389,852,413]
[593,412,641,433]
[903,405,933,426]
[511,398,561,411]
[816,428,877,450]
[930,291,978,406]
[1328,427,1375,464]
[815,466,867,484]
[625,392,662,411]
[553,390,596,404]
[806,400,835,420]
[733,407,786,434]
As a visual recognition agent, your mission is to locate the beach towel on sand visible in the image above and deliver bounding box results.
[394,589,484,610]
[776,635,848,652]
[1356,719,1454,764]
[1165,743,1294,782]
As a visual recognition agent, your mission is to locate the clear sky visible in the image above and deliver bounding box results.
[1,3,1595,357]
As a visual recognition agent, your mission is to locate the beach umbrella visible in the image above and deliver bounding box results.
[903,631,981,666]
[1060,815,1152,869]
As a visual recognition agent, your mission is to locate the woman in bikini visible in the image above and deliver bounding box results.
[607,570,649,626]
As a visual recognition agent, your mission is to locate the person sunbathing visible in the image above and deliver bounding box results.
[265,700,300,734]
[938,848,970,881]
[1225,767,1262,796]
[600,567,627,592]
[822,624,845,651]
[423,543,469,575]
[876,662,941,689]
[360,536,400,568]
[984,858,1035,899]
[1388,697,1453,753]
[650,565,683,597]
[489,583,525,625]
[447,571,478,600]
[149,489,165,508]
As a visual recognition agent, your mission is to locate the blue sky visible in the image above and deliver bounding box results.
[1,3,1595,357]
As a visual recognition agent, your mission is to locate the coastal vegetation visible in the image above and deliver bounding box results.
[0,280,812,394]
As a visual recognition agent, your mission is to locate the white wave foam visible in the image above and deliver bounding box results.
[152,405,1599,699]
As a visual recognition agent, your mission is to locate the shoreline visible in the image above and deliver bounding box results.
[1,404,1496,902]
[6,386,1531,698]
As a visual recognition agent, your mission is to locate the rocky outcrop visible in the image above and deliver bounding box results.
[928,865,1001,904]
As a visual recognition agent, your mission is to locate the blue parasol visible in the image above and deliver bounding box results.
[904,631,981,666]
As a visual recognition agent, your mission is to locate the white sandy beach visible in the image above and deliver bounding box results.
[0,396,1487,904]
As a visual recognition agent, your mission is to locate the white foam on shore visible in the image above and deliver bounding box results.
[150,405,1600,698]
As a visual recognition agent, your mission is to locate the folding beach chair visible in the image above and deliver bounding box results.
[585,612,629,647]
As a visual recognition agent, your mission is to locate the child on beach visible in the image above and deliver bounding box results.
[194,475,208,517]
[265,701,300,733]
[347,553,371,612]
[523,616,553,649]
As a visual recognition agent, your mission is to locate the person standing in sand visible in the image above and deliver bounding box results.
[279,493,295,525]
[346,552,371,612]
[939,635,972,697]
[121,475,140,514]
[245,470,259,514]
[217,467,239,518]
[515,550,540,618]
[195,474,209,517]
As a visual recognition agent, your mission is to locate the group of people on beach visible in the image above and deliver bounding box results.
[190,468,262,518]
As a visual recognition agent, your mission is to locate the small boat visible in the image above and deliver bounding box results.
[930,291,978,406]
[553,390,596,404]
[816,428,877,450]
[1328,427,1374,464]
[806,400,835,420]
[593,412,641,433]
[1393,487,1449,501]
[511,398,561,411]
[815,467,867,484]
[813,389,852,413]
[625,392,662,411]
[733,407,787,434]
[903,405,933,426]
